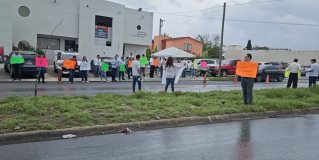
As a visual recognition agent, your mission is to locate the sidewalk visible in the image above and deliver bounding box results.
[0,64,204,82]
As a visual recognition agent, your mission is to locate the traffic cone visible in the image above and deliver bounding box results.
[233,75,237,86]
[203,73,207,85]
[265,74,270,84]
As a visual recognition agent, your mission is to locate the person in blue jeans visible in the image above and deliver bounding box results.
[111,55,119,82]
[80,56,89,83]
[93,55,101,77]
[163,57,184,92]
[132,54,142,93]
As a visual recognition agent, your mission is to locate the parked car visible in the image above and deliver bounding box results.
[90,57,113,76]
[210,59,241,77]
[0,56,3,64]
[255,66,285,82]
[4,51,38,77]
[258,62,272,70]
[269,61,289,70]
[53,51,81,75]
[194,59,219,76]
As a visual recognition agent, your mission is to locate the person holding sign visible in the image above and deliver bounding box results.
[237,53,257,105]
[286,58,302,88]
[36,54,48,83]
[199,60,208,77]
[163,57,185,92]
[100,60,109,82]
[80,56,90,83]
[10,50,24,81]
[65,56,78,83]
[119,57,126,81]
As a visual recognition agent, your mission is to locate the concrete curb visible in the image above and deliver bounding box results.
[1,108,319,145]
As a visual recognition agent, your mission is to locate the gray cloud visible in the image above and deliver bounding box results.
[108,0,319,50]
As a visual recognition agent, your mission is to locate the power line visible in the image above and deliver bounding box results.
[154,13,319,27]
[154,0,284,15]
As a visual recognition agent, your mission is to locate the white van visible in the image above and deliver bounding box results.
[53,51,81,75]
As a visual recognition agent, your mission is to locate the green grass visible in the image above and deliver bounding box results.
[208,76,234,81]
[1,86,319,134]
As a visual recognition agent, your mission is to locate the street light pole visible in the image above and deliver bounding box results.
[218,2,226,77]
[157,18,164,51]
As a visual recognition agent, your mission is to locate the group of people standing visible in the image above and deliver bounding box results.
[240,53,319,106]
[286,58,319,88]
[130,54,185,93]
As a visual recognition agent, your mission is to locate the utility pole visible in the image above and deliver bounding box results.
[157,18,164,52]
[218,2,226,77]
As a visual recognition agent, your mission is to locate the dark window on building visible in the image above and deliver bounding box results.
[95,15,113,27]
[95,15,113,42]
[137,25,142,30]
[65,40,76,52]
[37,37,60,50]
[106,41,112,46]
[184,43,192,52]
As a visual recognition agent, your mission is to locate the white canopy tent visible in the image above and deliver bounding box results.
[152,47,195,58]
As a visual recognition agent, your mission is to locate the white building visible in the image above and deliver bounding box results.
[0,0,153,60]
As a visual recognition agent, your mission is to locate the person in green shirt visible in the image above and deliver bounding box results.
[139,54,148,78]
[10,51,24,81]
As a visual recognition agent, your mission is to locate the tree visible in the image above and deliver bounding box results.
[246,40,252,50]
[252,45,269,50]
[146,48,152,59]
[196,34,221,58]
[14,43,44,55]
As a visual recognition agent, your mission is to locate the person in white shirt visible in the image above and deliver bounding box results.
[55,54,63,83]
[286,58,302,88]
[93,55,101,77]
[163,57,184,92]
[132,54,142,93]
[307,59,319,87]
[111,55,119,82]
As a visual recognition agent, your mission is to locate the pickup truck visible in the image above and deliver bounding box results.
[210,59,241,77]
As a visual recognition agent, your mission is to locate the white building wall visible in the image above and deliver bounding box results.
[123,8,153,46]
[124,44,147,57]
[0,0,153,60]
[79,0,125,59]
[11,0,79,48]
[0,1,13,55]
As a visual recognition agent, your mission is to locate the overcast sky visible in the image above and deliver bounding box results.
[108,0,319,50]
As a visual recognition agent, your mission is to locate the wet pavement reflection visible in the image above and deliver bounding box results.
[1,114,319,160]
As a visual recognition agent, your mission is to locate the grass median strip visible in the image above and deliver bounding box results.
[0,87,319,134]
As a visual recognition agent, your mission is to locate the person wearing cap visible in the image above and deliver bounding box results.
[307,59,319,87]
[286,58,302,88]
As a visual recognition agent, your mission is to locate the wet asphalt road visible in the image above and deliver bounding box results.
[1,114,319,160]
[0,80,309,98]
